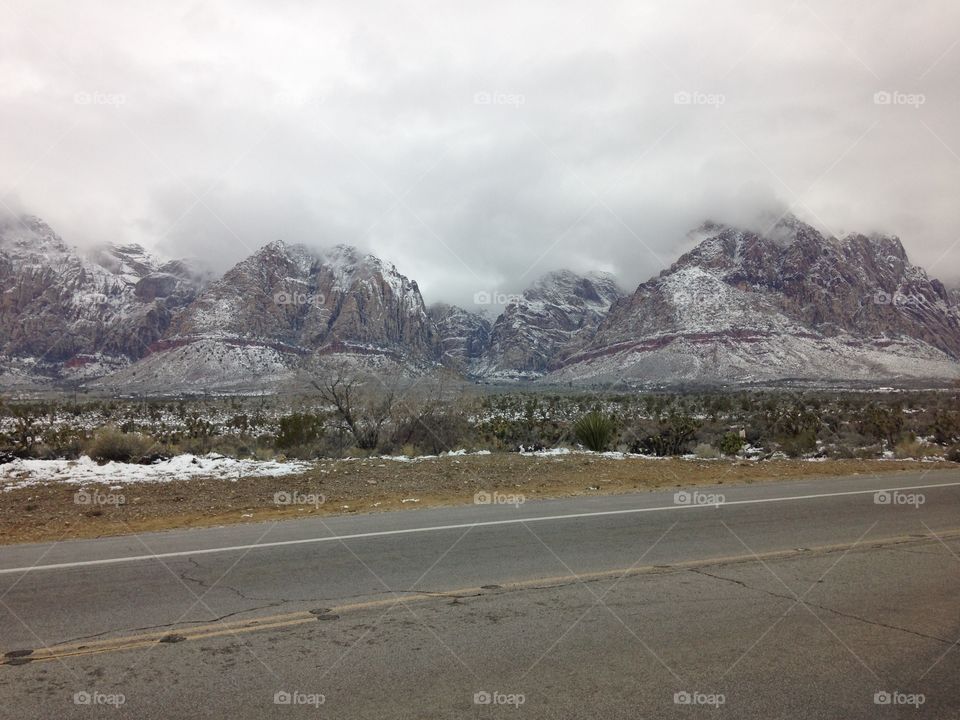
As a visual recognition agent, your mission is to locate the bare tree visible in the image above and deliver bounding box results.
[309,362,395,450]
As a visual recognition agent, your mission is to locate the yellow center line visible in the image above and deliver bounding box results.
[4,528,958,666]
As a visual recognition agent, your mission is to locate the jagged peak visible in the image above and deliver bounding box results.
[841,231,908,261]
[528,268,622,296]
[0,213,70,253]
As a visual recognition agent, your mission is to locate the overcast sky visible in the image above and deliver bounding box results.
[2,0,959,308]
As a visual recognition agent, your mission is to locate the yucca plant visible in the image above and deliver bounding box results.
[573,411,616,452]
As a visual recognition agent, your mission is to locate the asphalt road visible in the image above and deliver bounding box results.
[1,468,959,718]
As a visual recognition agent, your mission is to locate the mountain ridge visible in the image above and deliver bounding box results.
[2,213,958,391]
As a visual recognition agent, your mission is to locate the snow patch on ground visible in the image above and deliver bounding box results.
[376,449,492,463]
[1,454,311,491]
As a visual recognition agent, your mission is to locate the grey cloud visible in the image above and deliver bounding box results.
[1,0,958,312]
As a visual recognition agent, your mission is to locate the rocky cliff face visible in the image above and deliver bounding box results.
[475,270,624,380]
[166,240,434,357]
[4,213,959,391]
[0,216,203,380]
[98,240,440,391]
[428,303,491,372]
[553,217,960,384]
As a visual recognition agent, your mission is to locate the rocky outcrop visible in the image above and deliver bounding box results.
[475,270,624,380]
[553,217,960,384]
[166,240,435,358]
[4,212,959,391]
[428,303,491,372]
[0,216,203,378]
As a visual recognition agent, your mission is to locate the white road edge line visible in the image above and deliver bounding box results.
[1,480,958,575]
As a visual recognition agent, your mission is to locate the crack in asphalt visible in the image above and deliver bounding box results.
[49,601,293,648]
[688,568,954,646]
[22,536,959,652]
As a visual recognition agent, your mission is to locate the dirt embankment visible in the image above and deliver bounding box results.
[0,455,936,545]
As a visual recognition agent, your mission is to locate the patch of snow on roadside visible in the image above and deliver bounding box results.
[376,449,492,463]
[1,454,311,491]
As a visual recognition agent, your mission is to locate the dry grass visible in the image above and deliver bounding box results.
[0,454,935,545]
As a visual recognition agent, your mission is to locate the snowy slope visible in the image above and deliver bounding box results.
[552,217,960,384]
[475,269,624,380]
[0,215,203,383]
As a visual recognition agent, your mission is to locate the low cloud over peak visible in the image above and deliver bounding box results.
[2,0,959,308]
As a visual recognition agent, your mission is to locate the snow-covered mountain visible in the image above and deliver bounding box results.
[3,213,958,392]
[0,216,204,385]
[428,303,491,372]
[473,270,624,380]
[99,240,437,391]
[551,217,960,384]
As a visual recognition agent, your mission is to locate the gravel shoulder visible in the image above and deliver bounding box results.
[0,454,940,545]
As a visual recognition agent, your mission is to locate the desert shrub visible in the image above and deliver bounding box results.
[693,442,720,459]
[858,404,905,446]
[275,413,325,450]
[854,443,884,459]
[390,409,470,455]
[763,402,821,456]
[475,415,563,451]
[40,426,87,459]
[573,412,616,452]
[931,411,960,446]
[632,414,701,456]
[893,437,942,459]
[778,429,818,458]
[946,445,960,463]
[85,426,156,464]
[827,441,857,459]
[0,405,42,457]
[715,432,745,456]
